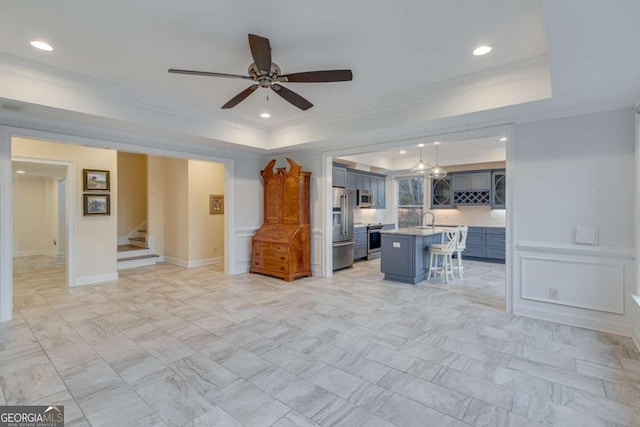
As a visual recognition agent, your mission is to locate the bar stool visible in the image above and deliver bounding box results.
[427,227,460,284]
[454,226,468,278]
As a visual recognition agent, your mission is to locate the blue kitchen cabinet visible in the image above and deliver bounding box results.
[354,227,367,260]
[332,165,347,188]
[381,232,443,284]
[492,170,506,209]
[346,171,357,190]
[431,177,453,209]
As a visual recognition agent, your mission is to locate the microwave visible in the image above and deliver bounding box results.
[357,189,373,208]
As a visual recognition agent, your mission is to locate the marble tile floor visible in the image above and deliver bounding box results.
[4,254,640,426]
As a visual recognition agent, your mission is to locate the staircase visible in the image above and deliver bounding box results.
[128,226,148,248]
[117,223,160,269]
[117,242,159,270]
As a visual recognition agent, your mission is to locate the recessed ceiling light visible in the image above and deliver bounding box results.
[16,170,26,174]
[399,150,406,154]
[417,143,424,147]
[260,112,271,118]
[30,40,54,51]
[433,141,441,146]
[473,45,492,56]
[500,137,507,142]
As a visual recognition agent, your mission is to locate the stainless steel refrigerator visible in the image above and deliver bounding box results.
[332,188,355,271]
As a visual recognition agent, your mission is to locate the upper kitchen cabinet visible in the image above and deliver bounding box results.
[344,168,387,208]
[452,171,491,206]
[346,171,357,189]
[431,177,453,209]
[492,169,506,209]
[371,176,386,209]
[332,164,347,188]
[452,172,491,191]
[376,177,386,208]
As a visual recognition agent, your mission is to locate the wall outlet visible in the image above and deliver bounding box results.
[549,288,559,300]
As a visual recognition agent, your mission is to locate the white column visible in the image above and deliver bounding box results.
[0,127,13,322]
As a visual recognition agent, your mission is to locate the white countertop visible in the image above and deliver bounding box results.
[381,227,457,236]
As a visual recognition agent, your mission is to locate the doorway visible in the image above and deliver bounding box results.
[324,125,514,313]
[12,160,71,305]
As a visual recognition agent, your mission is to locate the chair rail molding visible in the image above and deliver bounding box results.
[516,240,636,260]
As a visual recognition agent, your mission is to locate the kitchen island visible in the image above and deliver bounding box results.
[380,227,455,284]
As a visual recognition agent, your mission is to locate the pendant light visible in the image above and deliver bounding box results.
[427,141,447,179]
[410,143,432,175]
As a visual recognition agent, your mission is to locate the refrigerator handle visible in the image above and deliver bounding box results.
[344,194,349,235]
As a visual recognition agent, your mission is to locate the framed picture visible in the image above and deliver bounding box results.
[83,169,110,191]
[209,194,224,214]
[84,194,111,216]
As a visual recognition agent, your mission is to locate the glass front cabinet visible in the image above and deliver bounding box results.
[431,177,453,209]
[492,170,506,209]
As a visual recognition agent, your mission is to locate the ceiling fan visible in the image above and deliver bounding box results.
[168,34,353,111]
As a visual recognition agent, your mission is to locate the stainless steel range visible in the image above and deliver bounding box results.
[367,224,383,260]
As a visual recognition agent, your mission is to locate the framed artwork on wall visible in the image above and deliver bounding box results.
[84,194,111,215]
[209,194,224,214]
[83,169,110,191]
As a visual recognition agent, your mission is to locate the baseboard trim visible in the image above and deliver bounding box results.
[73,272,119,287]
[187,257,224,268]
[164,256,188,267]
[13,250,56,257]
[311,264,323,278]
[632,328,640,352]
[514,304,633,337]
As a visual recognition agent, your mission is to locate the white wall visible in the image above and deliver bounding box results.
[513,108,636,335]
[13,175,57,256]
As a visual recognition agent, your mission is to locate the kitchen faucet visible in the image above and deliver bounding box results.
[422,211,436,230]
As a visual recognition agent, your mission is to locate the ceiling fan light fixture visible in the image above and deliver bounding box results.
[473,45,492,56]
[30,40,53,51]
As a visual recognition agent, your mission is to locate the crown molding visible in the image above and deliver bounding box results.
[0,53,269,149]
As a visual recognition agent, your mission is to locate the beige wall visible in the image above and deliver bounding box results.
[188,160,224,262]
[12,137,118,281]
[117,152,147,236]
[147,156,165,255]
[162,157,189,262]
[13,175,56,256]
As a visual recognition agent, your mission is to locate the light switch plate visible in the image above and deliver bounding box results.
[574,227,599,246]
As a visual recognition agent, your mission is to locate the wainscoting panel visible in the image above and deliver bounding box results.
[311,229,323,277]
[521,254,625,314]
[234,227,258,273]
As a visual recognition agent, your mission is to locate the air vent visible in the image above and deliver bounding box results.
[0,100,28,112]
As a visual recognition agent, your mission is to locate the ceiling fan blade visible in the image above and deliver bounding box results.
[271,84,313,111]
[168,69,253,80]
[221,84,259,109]
[248,34,272,74]
[279,70,353,83]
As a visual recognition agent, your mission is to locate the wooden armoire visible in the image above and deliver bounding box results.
[250,158,312,282]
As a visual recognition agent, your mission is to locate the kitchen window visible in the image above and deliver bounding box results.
[397,176,424,228]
